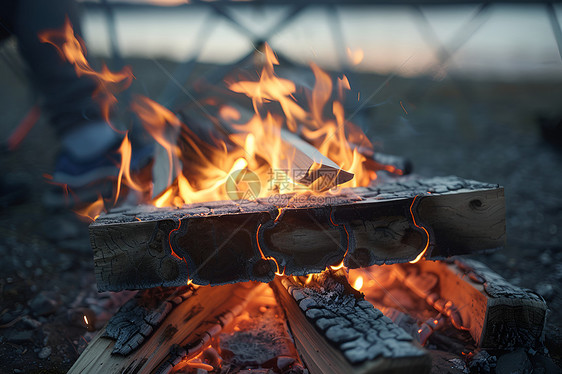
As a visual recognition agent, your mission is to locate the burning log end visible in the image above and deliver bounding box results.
[103,286,192,355]
[273,273,431,373]
[70,283,264,374]
[279,128,354,191]
[403,259,547,349]
[299,165,355,191]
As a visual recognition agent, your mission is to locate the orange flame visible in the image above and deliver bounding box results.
[74,195,105,222]
[131,96,182,188]
[115,132,145,205]
[408,195,430,264]
[41,19,399,239]
[38,17,134,132]
[353,276,364,291]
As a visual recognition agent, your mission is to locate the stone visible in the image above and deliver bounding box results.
[38,346,52,359]
[429,350,469,374]
[21,316,41,329]
[496,348,532,374]
[468,350,496,374]
[529,353,561,374]
[7,330,33,344]
[276,356,295,370]
[29,291,60,316]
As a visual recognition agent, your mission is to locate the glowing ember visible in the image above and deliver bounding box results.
[408,195,430,264]
[330,260,345,271]
[353,276,364,291]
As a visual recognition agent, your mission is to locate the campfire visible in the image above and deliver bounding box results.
[42,19,547,374]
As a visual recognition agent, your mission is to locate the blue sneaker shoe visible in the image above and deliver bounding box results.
[51,139,154,189]
[44,121,154,209]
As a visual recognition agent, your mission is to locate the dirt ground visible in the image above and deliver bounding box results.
[0,50,561,373]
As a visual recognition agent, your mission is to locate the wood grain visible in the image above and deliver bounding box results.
[68,283,263,374]
[399,259,547,348]
[91,176,505,291]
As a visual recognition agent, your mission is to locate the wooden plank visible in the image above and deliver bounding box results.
[279,128,354,189]
[68,282,264,374]
[91,175,505,291]
[271,271,431,374]
[397,259,547,349]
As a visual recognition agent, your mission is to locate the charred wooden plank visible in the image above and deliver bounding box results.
[103,286,192,355]
[91,176,505,291]
[68,283,262,374]
[399,259,547,349]
[271,271,431,374]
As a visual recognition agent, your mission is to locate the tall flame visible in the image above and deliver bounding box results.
[40,20,401,229]
[39,17,133,132]
[115,132,145,204]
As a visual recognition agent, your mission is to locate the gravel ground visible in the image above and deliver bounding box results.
[0,53,561,373]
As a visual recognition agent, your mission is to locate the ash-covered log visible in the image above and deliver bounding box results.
[91,176,505,291]
[399,259,547,349]
[68,282,263,374]
[271,271,431,374]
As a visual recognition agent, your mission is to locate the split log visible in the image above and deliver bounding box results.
[91,175,505,291]
[398,259,547,349]
[271,271,431,374]
[68,282,264,374]
[278,128,354,189]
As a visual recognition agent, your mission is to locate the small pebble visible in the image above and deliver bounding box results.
[277,356,295,370]
[496,348,531,374]
[29,291,60,317]
[21,316,41,329]
[7,330,33,344]
[38,346,51,359]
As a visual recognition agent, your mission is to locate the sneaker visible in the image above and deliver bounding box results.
[44,123,154,209]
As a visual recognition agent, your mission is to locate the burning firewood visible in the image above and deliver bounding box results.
[398,259,548,349]
[177,104,355,193]
[353,259,548,350]
[90,176,505,291]
[68,282,264,374]
[271,270,431,374]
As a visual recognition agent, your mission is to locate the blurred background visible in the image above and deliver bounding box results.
[0,0,561,372]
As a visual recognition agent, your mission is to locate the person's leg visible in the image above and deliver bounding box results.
[13,0,104,137]
[6,0,151,202]
[11,0,128,190]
